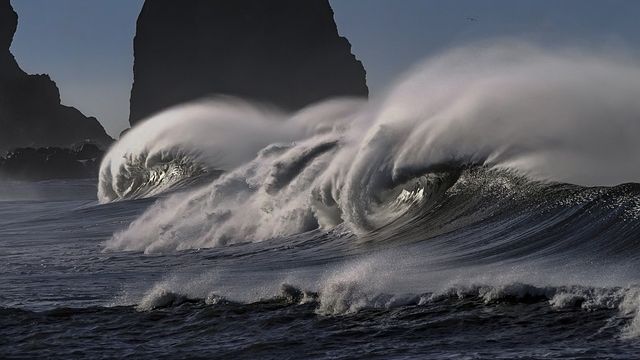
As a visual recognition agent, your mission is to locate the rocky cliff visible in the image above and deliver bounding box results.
[129,0,368,125]
[0,0,112,154]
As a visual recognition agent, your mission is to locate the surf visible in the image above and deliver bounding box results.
[99,42,640,250]
[92,42,640,338]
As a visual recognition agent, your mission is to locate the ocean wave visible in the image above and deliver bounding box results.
[127,279,640,339]
[97,42,640,339]
[98,97,362,203]
[100,43,640,253]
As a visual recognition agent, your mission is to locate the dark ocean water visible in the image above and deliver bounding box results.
[1,175,640,359]
[4,43,640,359]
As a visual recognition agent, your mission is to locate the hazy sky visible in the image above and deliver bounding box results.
[9,0,640,137]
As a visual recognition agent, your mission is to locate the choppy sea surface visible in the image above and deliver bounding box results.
[1,176,640,359]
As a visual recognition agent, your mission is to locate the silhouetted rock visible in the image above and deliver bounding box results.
[129,0,368,125]
[0,144,105,180]
[0,0,113,154]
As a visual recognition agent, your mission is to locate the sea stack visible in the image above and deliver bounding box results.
[129,0,368,126]
[0,0,112,154]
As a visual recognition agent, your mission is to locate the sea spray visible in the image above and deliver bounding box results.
[101,43,640,253]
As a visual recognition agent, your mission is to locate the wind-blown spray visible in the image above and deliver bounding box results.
[100,43,640,252]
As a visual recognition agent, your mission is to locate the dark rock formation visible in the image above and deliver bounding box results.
[129,0,368,125]
[0,143,104,180]
[0,0,113,154]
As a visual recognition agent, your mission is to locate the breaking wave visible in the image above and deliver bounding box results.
[129,279,640,339]
[98,97,363,202]
[100,43,640,251]
[96,42,640,338]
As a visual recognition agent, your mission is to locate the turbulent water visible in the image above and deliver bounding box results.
[4,44,640,358]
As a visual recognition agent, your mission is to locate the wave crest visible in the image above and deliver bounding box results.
[101,43,640,252]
